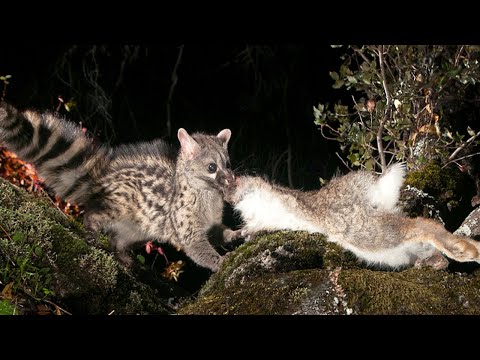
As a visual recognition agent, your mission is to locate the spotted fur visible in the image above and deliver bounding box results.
[0,102,238,271]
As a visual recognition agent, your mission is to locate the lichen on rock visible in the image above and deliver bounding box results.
[178,230,480,315]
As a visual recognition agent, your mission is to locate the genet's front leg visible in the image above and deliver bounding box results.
[182,233,224,272]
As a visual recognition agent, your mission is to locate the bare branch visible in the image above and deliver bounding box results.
[454,45,465,66]
[372,155,382,170]
[377,45,392,172]
[351,95,366,127]
[448,130,480,161]
[42,298,73,315]
[319,124,340,141]
[335,152,353,171]
[443,151,480,169]
[352,46,371,66]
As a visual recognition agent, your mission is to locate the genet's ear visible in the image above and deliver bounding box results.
[178,128,200,160]
[217,129,231,148]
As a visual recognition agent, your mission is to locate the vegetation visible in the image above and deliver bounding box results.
[0,177,173,315]
[313,45,480,173]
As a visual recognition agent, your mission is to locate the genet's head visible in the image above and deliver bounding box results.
[177,128,235,192]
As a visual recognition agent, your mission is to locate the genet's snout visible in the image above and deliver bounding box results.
[222,171,235,186]
[216,169,236,187]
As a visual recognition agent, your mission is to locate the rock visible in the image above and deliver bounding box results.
[178,231,480,315]
[403,161,475,230]
[400,184,445,224]
[455,207,480,240]
[0,177,173,314]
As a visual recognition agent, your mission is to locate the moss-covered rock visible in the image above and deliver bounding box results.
[178,231,480,315]
[4,175,480,315]
[0,177,172,314]
[404,161,475,230]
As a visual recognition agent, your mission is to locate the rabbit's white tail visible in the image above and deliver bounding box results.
[368,163,407,211]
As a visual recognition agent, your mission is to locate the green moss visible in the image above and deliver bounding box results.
[200,230,361,298]
[0,299,17,315]
[179,270,333,315]
[404,161,463,198]
[106,270,171,315]
[404,160,474,229]
[339,267,480,314]
[0,177,171,314]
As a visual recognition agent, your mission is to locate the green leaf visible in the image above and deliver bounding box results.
[340,64,353,76]
[334,104,349,115]
[467,126,476,137]
[364,158,374,171]
[12,232,26,242]
[39,267,50,274]
[329,71,339,81]
[136,254,145,265]
[332,79,345,89]
[360,61,370,71]
[354,103,367,112]
[34,247,43,257]
[347,152,359,165]
[42,288,55,297]
[0,300,16,315]
[346,75,357,84]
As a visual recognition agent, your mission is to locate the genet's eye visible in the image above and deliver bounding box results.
[208,163,217,173]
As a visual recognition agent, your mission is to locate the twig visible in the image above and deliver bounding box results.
[352,46,371,66]
[377,45,391,172]
[19,287,72,315]
[42,298,73,315]
[454,45,465,67]
[383,51,396,81]
[442,152,480,169]
[365,142,396,156]
[335,152,353,171]
[319,126,338,141]
[37,188,68,219]
[372,155,382,171]
[166,44,184,138]
[351,95,366,127]
[0,223,13,242]
[448,130,480,161]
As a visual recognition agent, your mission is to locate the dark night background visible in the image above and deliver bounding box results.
[2,44,347,189]
[2,44,352,289]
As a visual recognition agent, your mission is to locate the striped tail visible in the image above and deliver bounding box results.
[0,102,109,205]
